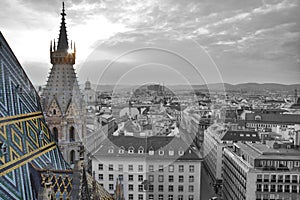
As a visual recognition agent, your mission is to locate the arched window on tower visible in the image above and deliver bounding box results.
[53,127,58,143]
[53,109,56,115]
[69,126,75,142]
[70,150,75,164]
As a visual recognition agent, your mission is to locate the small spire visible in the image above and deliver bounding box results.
[57,2,69,51]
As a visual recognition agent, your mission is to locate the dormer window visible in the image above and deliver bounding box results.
[169,148,174,156]
[159,148,164,156]
[119,146,125,154]
[128,147,134,154]
[149,147,154,155]
[138,146,144,154]
[108,146,114,154]
[178,147,184,156]
[255,115,262,121]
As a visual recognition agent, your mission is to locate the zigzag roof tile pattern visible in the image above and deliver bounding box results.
[0,32,71,200]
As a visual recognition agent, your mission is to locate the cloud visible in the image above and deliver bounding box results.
[2,0,300,84]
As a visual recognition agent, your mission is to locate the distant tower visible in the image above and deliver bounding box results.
[41,2,86,165]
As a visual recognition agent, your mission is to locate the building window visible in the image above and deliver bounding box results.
[292,185,297,193]
[263,174,269,182]
[149,147,154,155]
[158,185,164,192]
[169,185,174,192]
[139,185,144,192]
[119,174,123,181]
[109,184,114,190]
[138,175,144,181]
[108,147,114,154]
[292,175,298,183]
[159,148,164,155]
[270,174,276,182]
[178,147,184,156]
[285,185,290,192]
[158,194,163,200]
[169,165,174,172]
[138,146,144,154]
[178,195,183,200]
[138,194,143,200]
[149,175,154,182]
[128,184,134,191]
[128,175,134,181]
[98,174,103,180]
[98,164,103,170]
[188,195,194,200]
[169,148,174,156]
[149,194,154,200]
[189,165,194,173]
[159,165,164,172]
[277,185,283,192]
[128,164,133,171]
[285,175,290,183]
[70,150,75,164]
[149,185,154,192]
[149,165,154,172]
[179,175,184,182]
[168,195,174,200]
[109,174,114,181]
[189,175,194,182]
[118,164,123,171]
[189,185,194,192]
[278,175,283,182]
[178,185,184,192]
[270,184,276,192]
[158,175,164,182]
[128,194,133,200]
[169,175,174,182]
[263,184,268,192]
[119,146,125,154]
[108,164,113,171]
[179,165,184,172]
[52,127,58,142]
[128,146,134,154]
[138,165,143,172]
[69,126,75,142]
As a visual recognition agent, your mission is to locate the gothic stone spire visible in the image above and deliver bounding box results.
[57,2,68,51]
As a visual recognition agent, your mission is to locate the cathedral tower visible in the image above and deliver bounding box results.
[41,2,86,165]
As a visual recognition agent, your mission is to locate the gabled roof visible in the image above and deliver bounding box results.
[94,136,202,161]
[245,113,300,124]
[220,130,260,142]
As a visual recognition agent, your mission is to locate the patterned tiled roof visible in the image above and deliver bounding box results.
[0,31,71,200]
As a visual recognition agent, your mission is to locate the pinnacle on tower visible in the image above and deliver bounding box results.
[57,2,69,51]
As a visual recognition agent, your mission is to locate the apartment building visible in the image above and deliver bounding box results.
[222,141,300,200]
[91,135,202,200]
[203,123,259,183]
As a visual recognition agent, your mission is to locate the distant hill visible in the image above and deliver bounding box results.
[74,83,300,93]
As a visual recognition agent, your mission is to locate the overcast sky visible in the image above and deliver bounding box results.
[1,0,299,86]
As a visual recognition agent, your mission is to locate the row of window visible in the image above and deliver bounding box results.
[98,164,195,173]
[257,174,300,183]
[108,146,185,156]
[256,160,300,169]
[127,194,194,200]
[98,173,195,183]
[127,184,195,192]
[256,184,299,193]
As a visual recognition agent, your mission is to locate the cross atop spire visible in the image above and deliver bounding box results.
[57,2,68,51]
